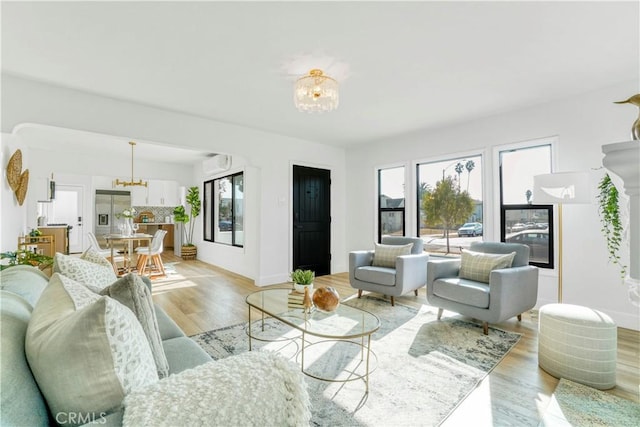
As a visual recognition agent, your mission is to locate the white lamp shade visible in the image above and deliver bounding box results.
[533,172,591,204]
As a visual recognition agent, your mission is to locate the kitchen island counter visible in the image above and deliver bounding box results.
[133,223,174,249]
[37,226,70,254]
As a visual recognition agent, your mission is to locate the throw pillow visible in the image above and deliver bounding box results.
[100,274,169,379]
[80,246,115,269]
[26,274,158,424]
[123,352,310,427]
[459,250,517,283]
[54,251,117,293]
[372,243,413,268]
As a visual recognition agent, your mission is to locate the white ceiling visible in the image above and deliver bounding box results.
[2,1,638,155]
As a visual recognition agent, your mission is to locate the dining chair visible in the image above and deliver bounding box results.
[135,230,168,277]
[87,231,124,274]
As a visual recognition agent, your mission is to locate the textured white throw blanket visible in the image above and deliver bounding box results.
[123,351,310,427]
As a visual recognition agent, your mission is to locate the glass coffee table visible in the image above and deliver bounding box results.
[245,288,380,391]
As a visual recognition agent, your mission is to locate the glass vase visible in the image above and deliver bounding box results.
[123,219,133,237]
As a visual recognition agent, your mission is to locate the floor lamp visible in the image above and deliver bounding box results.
[533,172,591,303]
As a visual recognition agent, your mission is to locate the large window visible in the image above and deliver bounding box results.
[499,144,552,268]
[378,166,405,241]
[203,172,244,247]
[417,155,483,254]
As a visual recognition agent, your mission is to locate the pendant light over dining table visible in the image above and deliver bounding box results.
[294,69,339,113]
[115,141,148,187]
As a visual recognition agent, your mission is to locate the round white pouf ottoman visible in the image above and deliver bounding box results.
[538,304,617,390]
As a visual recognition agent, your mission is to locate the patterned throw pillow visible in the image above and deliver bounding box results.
[80,247,114,269]
[459,250,516,283]
[372,243,414,268]
[100,274,170,379]
[54,250,117,293]
[25,273,158,421]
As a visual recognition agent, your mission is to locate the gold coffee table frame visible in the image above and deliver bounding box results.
[245,288,380,391]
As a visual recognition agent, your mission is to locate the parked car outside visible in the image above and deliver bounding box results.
[510,223,527,232]
[506,230,549,263]
[219,220,232,231]
[457,222,483,237]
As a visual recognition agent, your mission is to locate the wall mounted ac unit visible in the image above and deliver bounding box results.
[202,154,231,175]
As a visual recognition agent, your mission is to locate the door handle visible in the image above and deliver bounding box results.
[295,225,303,229]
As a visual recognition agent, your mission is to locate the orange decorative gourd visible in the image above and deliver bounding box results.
[312,286,340,312]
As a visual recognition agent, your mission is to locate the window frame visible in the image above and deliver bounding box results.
[203,171,244,248]
[500,204,554,268]
[498,142,554,268]
[377,167,405,242]
[203,180,213,241]
[415,153,484,255]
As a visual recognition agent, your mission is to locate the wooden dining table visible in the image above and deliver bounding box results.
[105,233,153,275]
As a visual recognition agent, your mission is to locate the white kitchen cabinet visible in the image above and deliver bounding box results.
[130,185,148,206]
[146,180,163,206]
[147,180,179,206]
[90,177,178,206]
[163,180,179,206]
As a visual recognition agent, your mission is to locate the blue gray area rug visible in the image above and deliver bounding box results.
[191,296,521,426]
[539,378,640,427]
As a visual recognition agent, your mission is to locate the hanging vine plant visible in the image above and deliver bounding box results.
[597,173,627,279]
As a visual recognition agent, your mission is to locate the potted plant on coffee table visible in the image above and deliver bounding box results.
[290,269,315,293]
[173,186,201,260]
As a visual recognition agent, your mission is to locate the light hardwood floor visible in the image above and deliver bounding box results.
[153,251,639,426]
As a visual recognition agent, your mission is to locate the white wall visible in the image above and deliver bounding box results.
[345,80,639,330]
[0,133,28,251]
[1,75,347,286]
[192,138,347,285]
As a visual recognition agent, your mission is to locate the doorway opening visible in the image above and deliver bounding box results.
[49,185,84,253]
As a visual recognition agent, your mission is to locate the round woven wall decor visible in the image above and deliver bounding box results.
[6,149,22,191]
[15,169,29,206]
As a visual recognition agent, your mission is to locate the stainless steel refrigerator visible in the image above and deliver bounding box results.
[95,190,131,243]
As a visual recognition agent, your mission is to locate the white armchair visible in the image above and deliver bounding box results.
[349,236,428,306]
[426,242,539,334]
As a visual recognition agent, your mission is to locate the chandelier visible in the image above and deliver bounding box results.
[115,141,148,187]
[294,69,339,113]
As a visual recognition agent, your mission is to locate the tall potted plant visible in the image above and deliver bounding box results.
[173,186,201,260]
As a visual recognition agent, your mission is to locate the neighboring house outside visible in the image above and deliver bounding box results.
[380,195,404,235]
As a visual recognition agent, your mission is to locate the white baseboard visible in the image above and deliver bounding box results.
[255,273,290,287]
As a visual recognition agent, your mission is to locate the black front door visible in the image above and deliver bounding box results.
[293,165,331,276]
